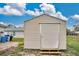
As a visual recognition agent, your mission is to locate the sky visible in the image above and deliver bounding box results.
[0,3,79,29]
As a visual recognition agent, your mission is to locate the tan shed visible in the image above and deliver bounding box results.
[24,14,66,50]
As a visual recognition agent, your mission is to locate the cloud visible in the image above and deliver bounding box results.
[0,3,26,16]
[0,22,8,26]
[10,8,23,15]
[56,11,68,20]
[16,3,26,9]
[40,3,56,15]
[4,5,23,15]
[71,14,79,20]
[8,3,26,13]
[0,8,5,14]
[25,3,67,20]
[0,3,68,20]
[15,24,24,28]
[26,9,43,16]
[39,3,67,20]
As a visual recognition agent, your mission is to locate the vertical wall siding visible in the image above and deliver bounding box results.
[24,15,66,49]
[59,22,66,49]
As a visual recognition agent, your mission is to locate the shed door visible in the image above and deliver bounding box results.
[40,23,60,49]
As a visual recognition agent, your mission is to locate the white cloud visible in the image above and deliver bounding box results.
[16,3,26,9]
[56,11,68,20]
[11,9,23,15]
[39,3,67,20]
[0,22,5,24]
[34,9,43,16]
[25,3,57,17]
[15,24,24,28]
[71,14,79,20]
[40,3,56,15]
[26,10,36,16]
[0,3,68,20]
[0,22,8,26]
[0,8,5,14]
[0,3,27,16]
[26,9,43,16]
[3,5,23,15]
[8,3,26,13]
[6,5,23,15]
[25,3,67,20]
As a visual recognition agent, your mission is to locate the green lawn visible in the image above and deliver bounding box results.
[12,38,24,42]
[12,38,24,48]
[63,36,79,56]
[1,36,79,56]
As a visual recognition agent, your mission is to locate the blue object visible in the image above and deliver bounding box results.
[5,35,9,42]
[1,35,9,43]
[0,35,10,43]
[0,37,1,42]
[1,37,7,43]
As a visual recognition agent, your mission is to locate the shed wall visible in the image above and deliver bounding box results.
[24,15,66,49]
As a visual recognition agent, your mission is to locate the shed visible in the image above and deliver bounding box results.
[24,14,66,50]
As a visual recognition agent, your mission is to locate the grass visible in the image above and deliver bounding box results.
[1,36,79,56]
[63,36,79,56]
[12,38,24,48]
[12,38,24,42]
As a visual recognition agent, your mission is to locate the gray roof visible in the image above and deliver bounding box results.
[24,14,67,23]
[0,24,8,28]
[4,28,24,32]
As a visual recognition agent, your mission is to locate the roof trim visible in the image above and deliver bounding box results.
[24,14,67,23]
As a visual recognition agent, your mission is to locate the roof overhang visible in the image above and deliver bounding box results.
[24,14,67,23]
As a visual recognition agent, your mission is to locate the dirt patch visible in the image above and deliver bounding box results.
[0,42,18,51]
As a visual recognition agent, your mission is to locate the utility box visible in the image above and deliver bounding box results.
[24,14,66,50]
